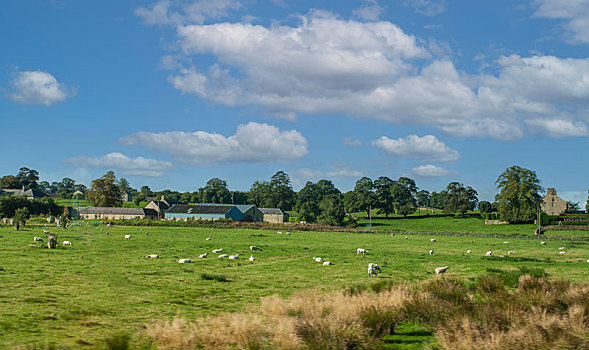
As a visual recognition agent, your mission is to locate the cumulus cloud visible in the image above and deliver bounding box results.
[8,70,72,105]
[534,0,589,44]
[353,0,384,21]
[297,165,363,181]
[403,0,446,16]
[525,119,589,137]
[119,122,308,166]
[412,164,455,178]
[372,134,460,162]
[342,137,362,147]
[135,0,242,25]
[64,152,173,177]
[142,7,589,139]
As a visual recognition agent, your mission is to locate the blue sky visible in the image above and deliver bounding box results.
[1,0,588,206]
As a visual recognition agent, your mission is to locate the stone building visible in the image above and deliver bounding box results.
[77,207,158,220]
[259,208,289,223]
[541,188,568,216]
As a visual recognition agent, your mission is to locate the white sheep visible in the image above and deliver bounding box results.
[206,236,211,240]
[277,231,282,235]
[313,256,323,263]
[199,253,208,258]
[218,254,228,258]
[435,266,449,276]
[285,232,291,235]
[229,254,239,260]
[145,254,159,259]
[178,258,191,263]
[323,261,333,266]
[540,241,547,245]
[429,249,434,255]
[62,241,73,247]
[43,230,49,234]
[430,238,436,242]
[503,241,509,244]
[405,236,409,239]
[559,247,565,250]
[249,255,255,262]
[485,251,492,256]
[212,248,223,253]
[559,251,567,255]
[368,263,381,277]
[250,246,260,251]
[466,250,471,254]
[357,248,368,255]
[508,251,515,254]
[124,234,131,240]
[145,231,149,235]
[33,237,43,242]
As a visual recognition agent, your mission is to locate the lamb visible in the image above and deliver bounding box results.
[206,237,211,240]
[503,241,509,244]
[277,231,282,235]
[405,236,409,239]
[249,255,255,262]
[218,254,228,258]
[559,251,567,255]
[145,232,149,235]
[368,263,381,277]
[508,251,515,254]
[466,250,471,254]
[229,254,239,260]
[212,248,223,253]
[250,246,260,251]
[559,247,565,250]
[33,237,43,242]
[62,241,73,247]
[435,266,449,276]
[145,254,159,259]
[124,234,131,240]
[199,253,208,258]
[430,238,436,242]
[357,248,368,255]
[540,241,547,245]
[285,232,291,235]
[323,261,333,266]
[178,258,191,263]
[485,251,492,256]
[429,249,434,255]
[313,256,323,263]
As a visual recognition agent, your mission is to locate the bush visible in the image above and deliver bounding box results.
[200,273,229,282]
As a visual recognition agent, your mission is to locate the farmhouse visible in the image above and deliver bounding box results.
[144,195,181,219]
[77,207,158,220]
[259,208,289,223]
[541,188,568,216]
[165,204,244,221]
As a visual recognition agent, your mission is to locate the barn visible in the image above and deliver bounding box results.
[259,208,289,223]
[234,205,264,222]
[77,207,158,220]
[165,204,244,221]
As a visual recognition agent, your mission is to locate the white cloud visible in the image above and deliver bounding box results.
[403,0,446,17]
[342,137,362,147]
[525,119,589,137]
[119,122,308,166]
[534,0,589,44]
[297,165,363,181]
[64,152,173,177]
[353,0,384,21]
[8,70,72,105]
[372,134,460,162]
[412,164,455,178]
[135,0,242,25]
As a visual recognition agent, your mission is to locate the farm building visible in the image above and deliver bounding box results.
[165,204,243,221]
[0,187,48,199]
[77,207,158,220]
[144,195,181,219]
[259,208,289,223]
[541,188,568,216]
[234,205,264,222]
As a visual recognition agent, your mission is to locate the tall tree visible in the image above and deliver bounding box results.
[391,179,417,217]
[0,175,21,189]
[495,166,543,222]
[199,178,231,203]
[269,171,296,210]
[416,190,431,208]
[16,167,40,189]
[249,180,271,207]
[478,201,493,213]
[352,177,375,217]
[444,182,478,216]
[86,171,122,207]
[318,194,346,226]
[430,191,449,209]
[374,177,395,218]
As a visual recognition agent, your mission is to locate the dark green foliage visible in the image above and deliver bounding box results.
[86,171,122,207]
[318,194,346,226]
[370,279,396,293]
[478,201,493,213]
[103,331,131,350]
[197,178,232,204]
[485,266,547,288]
[443,182,478,216]
[0,196,59,218]
[495,166,543,223]
[360,306,400,337]
[14,207,30,226]
[200,273,229,282]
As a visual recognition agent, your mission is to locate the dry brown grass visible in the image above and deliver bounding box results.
[143,274,589,350]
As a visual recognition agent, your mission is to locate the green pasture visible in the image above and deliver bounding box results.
[1,223,588,348]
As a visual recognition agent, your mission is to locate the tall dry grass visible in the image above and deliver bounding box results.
[143,273,589,350]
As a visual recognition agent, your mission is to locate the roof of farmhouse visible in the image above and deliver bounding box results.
[259,208,285,215]
[78,207,148,215]
[166,204,234,215]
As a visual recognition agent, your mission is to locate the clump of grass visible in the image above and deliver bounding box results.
[103,331,131,350]
[200,273,229,282]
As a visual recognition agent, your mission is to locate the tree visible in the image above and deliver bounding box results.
[269,171,296,210]
[249,181,271,207]
[14,207,30,227]
[16,167,39,189]
[86,171,122,207]
[391,178,417,217]
[444,182,478,216]
[478,201,493,213]
[118,178,132,195]
[374,177,395,218]
[567,201,581,212]
[318,194,346,226]
[1,175,21,189]
[495,166,543,223]
[199,178,231,203]
[430,191,449,209]
[416,190,431,214]
[298,201,320,223]
[352,177,375,217]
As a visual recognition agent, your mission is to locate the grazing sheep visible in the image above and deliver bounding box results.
[145,232,149,235]
[499,254,504,258]
[405,236,408,239]
[430,238,436,242]
[323,261,333,266]
[178,258,191,263]
[106,231,109,236]
[33,237,43,242]
[250,246,260,251]
[368,263,381,277]
[285,232,291,235]
[206,237,211,240]
[218,254,228,258]
[277,231,282,235]
[466,250,471,254]
[540,241,547,245]
[485,251,492,256]
[313,256,323,263]
[212,248,223,253]
[145,254,159,259]
[249,255,255,262]
[429,249,434,255]
[559,247,565,250]
[47,235,58,249]
[43,229,49,234]
[435,266,449,276]
[503,241,509,244]
[229,254,239,260]
[199,253,208,258]
[508,251,515,254]
[124,234,131,240]
[559,251,567,255]
[587,259,589,263]
[62,241,73,247]
[357,248,368,255]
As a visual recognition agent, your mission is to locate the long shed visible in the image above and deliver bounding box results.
[165,204,244,221]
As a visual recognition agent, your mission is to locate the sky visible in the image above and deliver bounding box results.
[1,0,588,207]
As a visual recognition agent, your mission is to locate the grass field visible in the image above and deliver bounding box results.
[1,222,589,348]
